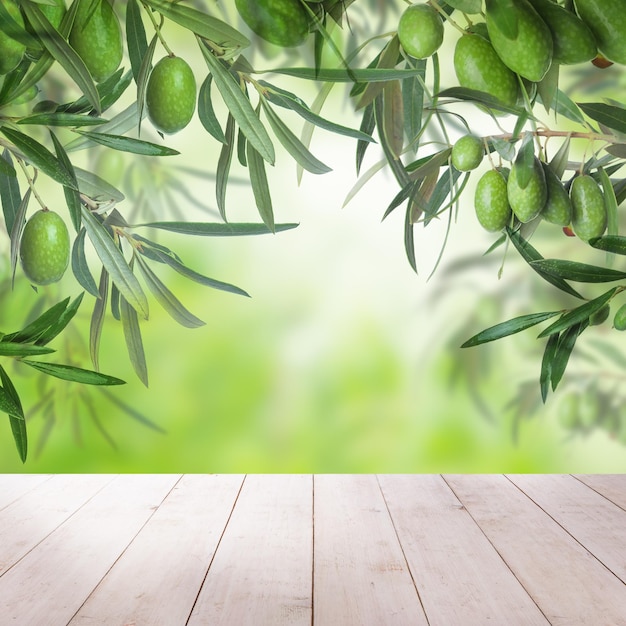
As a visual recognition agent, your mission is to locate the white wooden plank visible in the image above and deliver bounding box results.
[313,474,428,626]
[378,474,549,625]
[508,474,626,584]
[0,474,113,576]
[574,474,626,510]
[188,474,312,626]
[69,474,245,626]
[445,474,626,625]
[0,475,53,511]
[0,474,181,626]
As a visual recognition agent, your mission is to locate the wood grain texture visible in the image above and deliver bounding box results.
[187,474,313,626]
[313,474,428,626]
[378,474,549,625]
[0,474,624,626]
[0,474,180,625]
[445,474,626,626]
[69,474,245,626]
[508,474,626,584]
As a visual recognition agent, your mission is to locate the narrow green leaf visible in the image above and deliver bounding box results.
[578,102,626,134]
[143,0,249,49]
[598,167,619,253]
[1,127,77,189]
[0,149,20,236]
[3,297,70,344]
[136,256,205,328]
[374,94,410,187]
[261,100,331,174]
[489,137,516,162]
[508,228,585,299]
[36,293,85,346]
[538,288,619,338]
[589,235,626,255]
[462,310,562,348]
[22,360,126,385]
[548,135,570,179]
[90,267,108,371]
[537,60,559,115]
[126,0,148,83]
[404,202,417,273]
[530,259,626,283]
[73,131,179,156]
[263,67,429,83]
[247,138,274,232]
[550,321,587,392]
[136,221,298,236]
[21,1,101,114]
[50,131,81,231]
[356,36,401,111]
[198,74,227,144]
[382,80,404,159]
[120,294,148,387]
[81,206,149,319]
[136,33,158,135]
[0,365,26,462]
[261,81,375,144]
[437,87,526,115]
[401,59,426,151]
[71,228,99,297]
[74,166,125,202]
[142,246,250,297]
[540,332,560,402]
[17,113,107,127]
[201,45,275,165]
[216,113,235,221]
[513,134,535,189]
[0,343,55,357]
[356,102,376,175]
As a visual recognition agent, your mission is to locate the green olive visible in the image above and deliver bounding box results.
[20,209,70,285]
[146,56,197,135]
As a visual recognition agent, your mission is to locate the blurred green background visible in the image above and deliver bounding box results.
[1,1,625,472]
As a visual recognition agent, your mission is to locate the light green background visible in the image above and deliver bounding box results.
[1,2,625,472]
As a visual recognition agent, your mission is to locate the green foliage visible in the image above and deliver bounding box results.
[1,0,626,461]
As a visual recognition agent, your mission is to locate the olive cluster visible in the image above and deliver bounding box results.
[397,1,626,107]
[473,154,608,243]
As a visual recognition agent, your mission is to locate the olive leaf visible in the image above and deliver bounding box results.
[21,1,101,115]
[461,310,562,348]
[72,130,179,156]
[81,205,149,320]
[537,287,619,338]
[0,150,20,236]
[198,74,227,144]
[201,44,275,165]
[247,134,275,232]
[125,0,148,83]
[1,127,77,189]
[135,221,297,236]
[589,235,626,255]
[529,259,626,283]
[120,292,148,387]
[260,99,332,175]
[0,365,26,463]
[578,102,626,135]
[143,0,249,49]
[21,360,126,386]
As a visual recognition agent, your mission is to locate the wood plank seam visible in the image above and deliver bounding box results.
[0,474,116,580]
[183,474,249,626]
[66,474,186,623]
[504,474,626,586]
[441,475,552,624]
[375,474,432,625]
[311,474,315,626]
[572,475,626,513]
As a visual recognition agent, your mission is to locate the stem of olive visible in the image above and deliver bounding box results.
[16,160,46,211]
